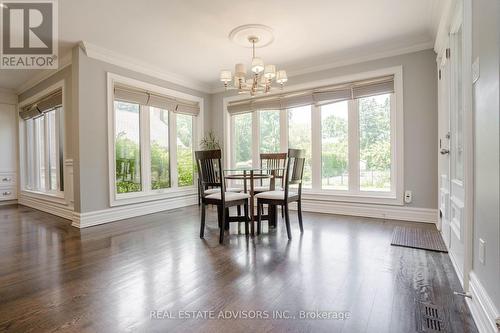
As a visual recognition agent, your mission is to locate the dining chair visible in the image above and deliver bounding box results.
[254,152,287,193]
[196,150,250,244]
[256,148,305,239]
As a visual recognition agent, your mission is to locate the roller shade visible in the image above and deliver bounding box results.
[20,89,62,120]
[227,75,394,114]
[114,85,200,116]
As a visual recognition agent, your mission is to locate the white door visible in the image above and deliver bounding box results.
[442,17,466,282]
[438,55,451,249]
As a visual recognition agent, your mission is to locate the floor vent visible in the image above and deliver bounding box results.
[418,302,446,332]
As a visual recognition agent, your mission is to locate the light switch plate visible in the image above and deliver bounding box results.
[472,57,480,84]
[479,238,486,264]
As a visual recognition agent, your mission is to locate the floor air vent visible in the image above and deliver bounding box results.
[418,301,446,332]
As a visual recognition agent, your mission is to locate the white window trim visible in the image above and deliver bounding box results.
[18,80,67,203]
[223,66,404,205]
[107,72,204,207]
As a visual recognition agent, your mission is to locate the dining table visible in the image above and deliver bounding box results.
[224,167,283,236]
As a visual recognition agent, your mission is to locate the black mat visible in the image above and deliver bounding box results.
[391,226,448,253]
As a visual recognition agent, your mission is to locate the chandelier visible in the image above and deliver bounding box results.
[220,32,287,96]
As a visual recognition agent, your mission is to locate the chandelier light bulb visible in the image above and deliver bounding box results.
[276,70,288,84]
[264,64,276,79]
[220,70,232,82]
[251,57,264,74]
[235,63,246,78]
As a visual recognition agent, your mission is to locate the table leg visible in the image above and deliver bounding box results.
[250,170,255,236]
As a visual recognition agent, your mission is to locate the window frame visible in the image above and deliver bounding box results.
[18,80,66,202]
[223,66,404,205]
[107,73,203,207]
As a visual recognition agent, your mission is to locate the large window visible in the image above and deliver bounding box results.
[232,113,253,168]
[321,101,348,190]
[359,94,391,192]
[176,114,195,187]
[288,106,312,188]
[24,107,64,194]
[226,70,402,203]
[109,75,201,204]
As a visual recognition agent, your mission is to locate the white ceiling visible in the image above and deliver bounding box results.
[0,0,445,93]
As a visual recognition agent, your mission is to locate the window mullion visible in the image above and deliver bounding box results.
[252,111,259,168]
[44,115,50,192]
[348,99,360,193]
[170,111,178,188]
[280,109,288,152]
[141,105,151,193]
[311,105,322,190]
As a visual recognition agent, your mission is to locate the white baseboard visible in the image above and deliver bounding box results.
[0,200,17,206]
[72,194,197,228]
[295,199,438,223]
[18,194,73,220]
[467,272,500,333]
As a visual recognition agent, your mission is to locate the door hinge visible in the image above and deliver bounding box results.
[446,48,451,59]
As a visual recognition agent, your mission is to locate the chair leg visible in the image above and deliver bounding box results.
[237,205,241,216]
[217,206,222,229]
[244,201,249,236]
[298,200,304,233]
[281,204,285,218]
[224,208,230,231]
[200,203,206,238]
[284,204,292,240]
[219,205,226,244]
[257,201,262,235]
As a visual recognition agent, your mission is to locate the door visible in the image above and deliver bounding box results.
[440,16,466,282]
[438,55,451,249]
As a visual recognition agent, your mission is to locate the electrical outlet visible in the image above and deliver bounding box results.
[479,238,486,264]
[404,190,412,204]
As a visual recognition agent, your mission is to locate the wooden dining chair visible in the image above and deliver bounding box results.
[256,148,305,239]
[254,152,287,193]
[196,150,250,244]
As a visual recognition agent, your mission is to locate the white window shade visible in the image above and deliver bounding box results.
[114,85,200,116]
[20,89,62,120]
[227,75,394,114]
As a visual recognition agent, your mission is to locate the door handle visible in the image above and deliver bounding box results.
[440,149,450,155]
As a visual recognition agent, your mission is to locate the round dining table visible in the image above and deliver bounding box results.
[224,168,282,236]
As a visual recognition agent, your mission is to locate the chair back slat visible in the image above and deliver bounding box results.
[260,152,287,187]
[195,150,224,194]
[285,148,306,195]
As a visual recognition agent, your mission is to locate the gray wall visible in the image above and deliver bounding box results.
[210,49,438,209]
[74,46,211,213]
[472,0,500,310]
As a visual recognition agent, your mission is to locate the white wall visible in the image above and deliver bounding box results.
[210,49,438,210]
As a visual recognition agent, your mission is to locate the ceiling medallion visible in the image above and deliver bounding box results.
[220,24,287,96]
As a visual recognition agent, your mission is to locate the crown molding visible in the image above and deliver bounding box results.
[209,39,434,93]
[15,52,73,95]
[79,41,212,94]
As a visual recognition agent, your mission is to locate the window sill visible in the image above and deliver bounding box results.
[301,190,403,206]
[111,186,197,207]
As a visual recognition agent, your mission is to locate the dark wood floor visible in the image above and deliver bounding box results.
[0,204,477,333]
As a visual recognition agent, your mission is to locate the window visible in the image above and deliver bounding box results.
[109,74,202,205]
[259,110,280,153]
[321,101,348,190]
[150,107,170,190]
[24,108,64,194]
[288,106,312,188]
[115,101,142,194]
[359,94,391,192]
[176,114,194,187]
[226,69,403,204]
[233,113,253,168]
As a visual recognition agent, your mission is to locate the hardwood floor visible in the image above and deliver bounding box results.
[0,204,477,333]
